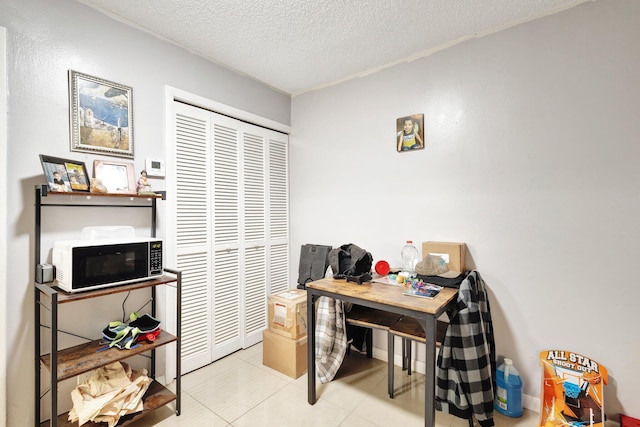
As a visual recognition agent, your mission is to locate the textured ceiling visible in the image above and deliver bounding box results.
[76,0,589,96]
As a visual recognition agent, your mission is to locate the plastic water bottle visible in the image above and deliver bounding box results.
[494,358,523,417]
[401,240,419,275]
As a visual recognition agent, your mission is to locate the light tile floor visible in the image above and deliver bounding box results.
[135,343,538,427]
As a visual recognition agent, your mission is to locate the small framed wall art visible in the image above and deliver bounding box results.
[39,154,90,193]
[93,159,136,194]
[69,70,134,159]
[396,114,425,152]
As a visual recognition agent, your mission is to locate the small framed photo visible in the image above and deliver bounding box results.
[396,114,425,152]
[39,155,90,193]
[69,70,134,159]
[93,160,136,194]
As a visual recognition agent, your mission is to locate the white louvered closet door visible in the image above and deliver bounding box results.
[241,129,267,349]
[170,102,213,374]
[210,115,242,361]
[267,134,290,297]
[169,101,289,373]
[215,121,290,351]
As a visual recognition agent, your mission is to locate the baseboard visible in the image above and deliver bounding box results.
[371,347,548,411]
[368,346,624,425]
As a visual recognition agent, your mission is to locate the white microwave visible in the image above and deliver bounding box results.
[52,237,164,293]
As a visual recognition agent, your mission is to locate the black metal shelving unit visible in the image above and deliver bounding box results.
[33,185,181,427]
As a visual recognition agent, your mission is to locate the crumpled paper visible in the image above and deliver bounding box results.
[68,361,151,427]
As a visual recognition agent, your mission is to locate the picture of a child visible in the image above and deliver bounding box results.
[397,115,424,152]
[51,171,69,192]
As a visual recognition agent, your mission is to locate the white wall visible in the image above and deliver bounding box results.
[1,25,7,427]
[0,1,290,425]
[4,0,639,423]
[290,0,639,418]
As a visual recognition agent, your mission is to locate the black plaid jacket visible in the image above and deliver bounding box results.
[436,271,497,427]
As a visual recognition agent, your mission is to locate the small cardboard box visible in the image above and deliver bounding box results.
[267,289,307,339]
[422,241,466,273]
[262,329,307,379]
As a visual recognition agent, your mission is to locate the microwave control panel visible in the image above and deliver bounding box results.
[150,241,163,275]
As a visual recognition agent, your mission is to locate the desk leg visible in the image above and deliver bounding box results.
[388,332,395,398]
[307,292,317,404]
[422,316,437,427]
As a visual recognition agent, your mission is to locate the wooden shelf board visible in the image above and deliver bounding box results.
[40,188,164,199]
[345,305,448,345]
[37,275,178,304]
[39,379,176,427]
[345,305,403,330]
[389,317,448,345]
[41,332,177,381]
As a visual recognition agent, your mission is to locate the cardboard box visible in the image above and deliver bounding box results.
[422,241,466,273]
[262,329,307,378]
[267,289,307,339]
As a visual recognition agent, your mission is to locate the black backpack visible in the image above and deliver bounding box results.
[328,243,373,284]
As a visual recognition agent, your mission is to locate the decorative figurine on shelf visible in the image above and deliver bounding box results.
[136,170,154,195]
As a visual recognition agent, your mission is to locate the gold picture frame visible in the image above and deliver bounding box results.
[69,70,134,158]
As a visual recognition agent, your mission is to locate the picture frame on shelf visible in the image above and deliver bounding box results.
[396,113,425,152]
[93,159,136,194]
[39,154,90,193]
[69,70,134,159]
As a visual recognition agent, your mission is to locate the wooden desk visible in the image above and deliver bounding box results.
[306,277,457,427]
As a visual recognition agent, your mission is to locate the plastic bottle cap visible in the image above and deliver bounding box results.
[375,260,390,275]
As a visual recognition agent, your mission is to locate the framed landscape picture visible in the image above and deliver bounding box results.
[39,154,90,193]
[69,70,134,158]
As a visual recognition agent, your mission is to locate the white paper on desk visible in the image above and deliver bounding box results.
[371,276,401,286]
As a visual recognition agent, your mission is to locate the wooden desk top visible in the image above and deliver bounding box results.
[307,277,458,315]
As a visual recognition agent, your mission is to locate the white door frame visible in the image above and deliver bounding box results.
[1,25,8,427]
[165,86,291,135]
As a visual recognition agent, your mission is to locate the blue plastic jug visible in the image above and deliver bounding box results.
[494,358,523,417]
